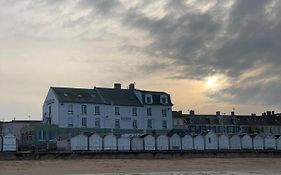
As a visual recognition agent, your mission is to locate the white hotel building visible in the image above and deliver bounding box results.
[42,83,173,131]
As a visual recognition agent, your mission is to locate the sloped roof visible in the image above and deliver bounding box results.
[95,87,143,107]
[51,87,104,104]
[138,90,173,106]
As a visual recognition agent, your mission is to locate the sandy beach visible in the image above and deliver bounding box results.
[0,158,281,175]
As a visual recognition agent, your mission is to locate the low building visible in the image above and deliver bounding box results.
[117,135,130,150]
[253,134,264,150]
[241,134,253,149]
[89,133,102,151]
[193,134,204,150]
[264,135,276,150]
[169,133,181,150]
[144,135,155,150]
[202,131,218,150]
[182,134,193,150]
[218,134,230,150]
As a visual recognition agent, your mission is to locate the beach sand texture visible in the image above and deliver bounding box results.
[0,158,280,175]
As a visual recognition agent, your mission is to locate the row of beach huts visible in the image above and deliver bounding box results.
[68,131,281,151]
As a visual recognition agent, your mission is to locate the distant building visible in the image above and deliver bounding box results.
[1,120,41,140]
[42,83,173,131]
[172,110,281,135]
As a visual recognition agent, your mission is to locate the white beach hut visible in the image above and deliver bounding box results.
[117,135,130,151]
[218,134,230,150]
[103,134,117,150]
[182,134,193,150]
[131,136,143,151]
[264,135,276,150]
[230,135,241,150]
[276,136,281,150]
[89,133,103,151]
[193,134,205,150]
[144,135,156,150]
[253,134,264,150]
[169,133,181,150]
[70,134,88,151]
[157,135,169,150]
[241,134,253,149]
[203,131,218,150]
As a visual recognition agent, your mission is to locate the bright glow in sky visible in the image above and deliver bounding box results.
[0,0,280,121]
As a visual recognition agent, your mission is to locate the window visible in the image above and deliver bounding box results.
[209,138,211,143]
[133,120,138,129]
[68,104,73,114]
[162,120,167,129]
[161,96,167,104]
[68,117,73,128]
[115,107,120,115]
[147,108,152,116]
[95,106,100,115]
[147,119,152,129]
[115,119,120,128]
[82,117,87,127]
[132,107,137,116]
[82,105,87,114]
[145,95,153,104]
[162,109,167,117]
[95,118,100,128]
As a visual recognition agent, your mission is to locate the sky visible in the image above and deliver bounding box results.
[1,0,281,121]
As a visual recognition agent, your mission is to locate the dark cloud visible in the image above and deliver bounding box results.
[121,0,281,105]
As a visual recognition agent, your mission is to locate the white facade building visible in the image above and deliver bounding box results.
[42,84,173,131]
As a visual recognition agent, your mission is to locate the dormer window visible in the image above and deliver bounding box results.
[160,95,168,104]
[145,95,153,104]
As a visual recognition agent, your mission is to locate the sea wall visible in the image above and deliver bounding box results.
[1,150,281,160]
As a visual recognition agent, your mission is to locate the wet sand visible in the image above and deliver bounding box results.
[0,158,281,175]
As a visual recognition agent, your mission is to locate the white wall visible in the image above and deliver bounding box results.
[241,135,253,149]
[3,134,17,152]
[42,88,59,125]
[194,135,204,150]
[253,135,264,150]
[157,135,169,150]
[204,132,218,150]
[169,134,181,150]
[230,135,241,150]
[70,134,87,151]
[118,135,130,150]
[144,135,155,150]
[182,134,193,150]
[103,134,117,150]
[131,137,143,150]
[264,135,276,150]
[218,134,230,150]
[89,133,102,151]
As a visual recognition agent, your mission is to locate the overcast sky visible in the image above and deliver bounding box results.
[1,0,281,120]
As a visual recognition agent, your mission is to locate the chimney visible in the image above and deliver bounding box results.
[231,111,235,116]
[267,111,271,116]
[272,111,275,115]
[262,112,266,117]
[114,83,121,89]
[216,111,221,116]
[251,113,256,117]
[128,83,135,90]
[190,110,195,115]
[178,110,182,115]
